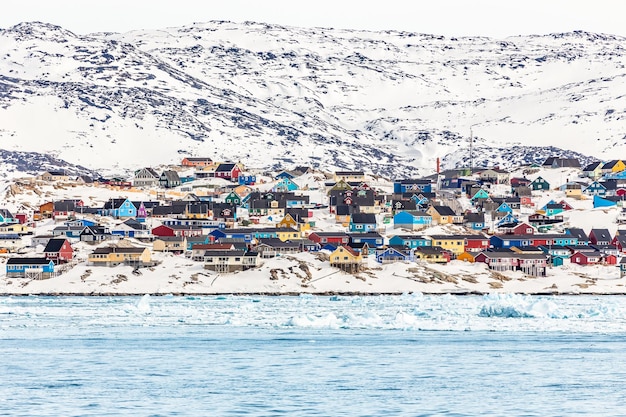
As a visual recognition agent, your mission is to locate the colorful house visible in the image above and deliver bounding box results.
[88,246,153,267]
[329,245,364,272]
[393,179,432,194]
[389,235,431,249]
[308,232,350,246]
[214,163,241,181]
[426,205,462,225]
[349,213,378,233]
[375,246,413,264]
[530,176,550,191]
[43,238,74,264]
[273,177,299,192]
[428,235,468,257]
[5,257,56,279]
[393,210,432,230]
[101,198,137,219]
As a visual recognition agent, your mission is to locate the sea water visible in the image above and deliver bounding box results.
[1,294,626,416]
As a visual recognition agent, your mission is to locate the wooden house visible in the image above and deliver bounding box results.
[589,229,612,246]
[349,213,378,233]
[308,232,350,246]
[393,210,432,230]
[413,246,450,263]
[203,250,259,272]
[43,238,74,264]
[88,246,153,267]
[329,245,364,272]
[181,157,213,168]
[255,238,301,258]
[479,168,510,185]
[159,170,181,188]
[388,235,431,249]
[153,236,187,253]
[426,205,462,225]
[6,257,57,279]
[375,246,413,264]
[582,161,603,180]
[427,235,466,257]
[214,163,241,181]
[133,167,160,188]
[101,198,137,219]
[530,176,550,191]
[80,225,113,243]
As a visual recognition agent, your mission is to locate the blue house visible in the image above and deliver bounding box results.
[349,232,384,247]
[375,246,414,263]
[273,177,299,192]
[101,198,137,219]
[495,202,514,214]
[393,179,432,194]
[210,228,255,244]
[389,235,431,249]
[463,212,485,231]
[238,174,257,185]
[584,181,607,197]
[349,213,378,233]
[393,210,432,230]
[6,257,56,278]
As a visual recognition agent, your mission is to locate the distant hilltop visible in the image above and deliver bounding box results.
[1,21,625,178]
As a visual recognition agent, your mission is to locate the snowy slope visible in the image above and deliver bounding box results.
[1,21,625,178]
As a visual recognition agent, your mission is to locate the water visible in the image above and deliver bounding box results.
[1,294,626,416]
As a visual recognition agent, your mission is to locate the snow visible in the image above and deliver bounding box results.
[2,167,626,296]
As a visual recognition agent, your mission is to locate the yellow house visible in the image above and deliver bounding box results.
[333,171,365,183]
[426,205,462,225]
[0,223,31,235]
[565,183,583,199]
[88,246,152,267]
[184,204,209,219]
[153,236,187,253]
[275,227,301,242]
[414,247,448,263]
[329,245,364,272]
[428,235,466,256]
[602,160,626,174]
[39,171,70,182]
[277,213,310,235]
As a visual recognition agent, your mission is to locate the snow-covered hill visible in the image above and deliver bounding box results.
[1,21,625,178]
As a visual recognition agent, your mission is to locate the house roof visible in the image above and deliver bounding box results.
[43,238,69,252]
[6,257,53,265]
[91,246,147,254]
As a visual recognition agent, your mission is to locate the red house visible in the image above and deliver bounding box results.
[214,163,241,181]
[151,224,204,238]
[308,231,350,245]
[499,222,535,236]
[463,235,490,252]
[570,251,602,265]
[43,238,74,264]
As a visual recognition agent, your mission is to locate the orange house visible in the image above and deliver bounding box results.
[181,157,213,168]
[39,201,54,219]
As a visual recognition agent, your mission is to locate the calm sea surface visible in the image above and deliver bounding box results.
[1,294,626,416]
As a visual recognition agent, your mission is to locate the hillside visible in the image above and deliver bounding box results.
[1,21,625,179]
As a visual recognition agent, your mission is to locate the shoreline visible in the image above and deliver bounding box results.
[2,290,626,297]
